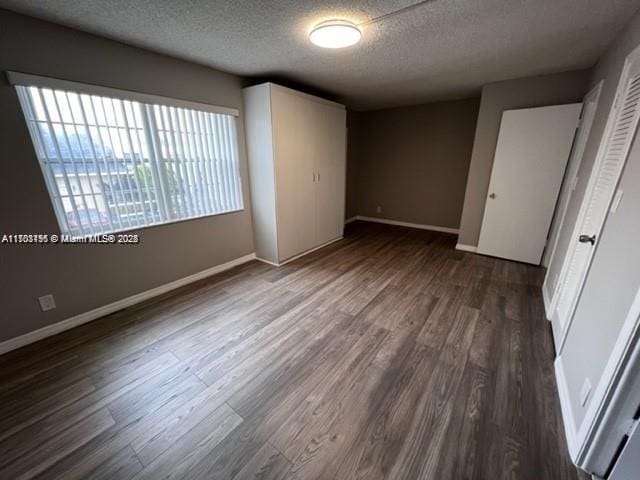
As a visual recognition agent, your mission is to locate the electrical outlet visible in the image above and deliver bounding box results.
[376,205,382,213]
[580,378,592,407]
[38,294,56,312]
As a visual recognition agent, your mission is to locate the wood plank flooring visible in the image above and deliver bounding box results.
[0,221,586,479]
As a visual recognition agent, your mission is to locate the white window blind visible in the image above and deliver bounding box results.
[14,81,243,236]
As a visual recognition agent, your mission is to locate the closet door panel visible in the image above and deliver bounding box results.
[294,103,317,256]
[271,89,315,261]
[314,103,346,245]
[271,90,298,261]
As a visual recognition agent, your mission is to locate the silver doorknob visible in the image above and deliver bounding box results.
[579,234,596,245]
[489,193,496,199]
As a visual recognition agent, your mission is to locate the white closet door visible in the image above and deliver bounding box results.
[551,51,640,350]
[543,82,602,270]
[271,88,316,261]
[313,102,346,245]
[477,104,582,264]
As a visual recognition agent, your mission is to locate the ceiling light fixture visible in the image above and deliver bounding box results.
[309,20,361,49]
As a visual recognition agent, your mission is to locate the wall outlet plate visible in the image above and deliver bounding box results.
[580,378,592,407]
[376,205,382,213]
[38,294,56,312]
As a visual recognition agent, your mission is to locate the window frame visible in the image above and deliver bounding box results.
[8,71,245,236]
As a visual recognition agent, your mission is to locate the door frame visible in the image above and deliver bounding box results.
[549,44,640,353]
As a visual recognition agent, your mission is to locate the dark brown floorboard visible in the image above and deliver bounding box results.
[0,221,587,479]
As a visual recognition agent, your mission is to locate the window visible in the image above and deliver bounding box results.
[12,73,243,236]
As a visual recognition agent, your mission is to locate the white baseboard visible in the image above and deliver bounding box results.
[255,236,343,267]
[352,216,459,234]
[344,216,358,224]
[254,257,280,267]
[542,283,553,321]
[455,243,477,253]
[0,253,257,356]
[555,355,579,461]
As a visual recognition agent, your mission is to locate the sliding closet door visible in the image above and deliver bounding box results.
[271,88,316,261]
[313,101,346,245]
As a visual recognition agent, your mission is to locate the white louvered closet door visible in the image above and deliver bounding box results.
[551,49,640,351]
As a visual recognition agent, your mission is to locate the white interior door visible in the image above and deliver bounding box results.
[477,104,582,264]
[313,101,346,245]
[550,51,640,350]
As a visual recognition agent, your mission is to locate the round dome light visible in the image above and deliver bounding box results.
[309,20,361,49]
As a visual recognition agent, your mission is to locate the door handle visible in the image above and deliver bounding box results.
[578,234,596,245]
[489,192,496,199]
[313,172,316,182]
[317,172,320,182]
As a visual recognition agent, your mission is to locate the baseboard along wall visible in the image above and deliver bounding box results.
[455,243,478,253]
[345,215,459,234]
[555,355,579,461]
[0,253,257,355]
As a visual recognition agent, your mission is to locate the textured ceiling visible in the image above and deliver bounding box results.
[1,0,639,110]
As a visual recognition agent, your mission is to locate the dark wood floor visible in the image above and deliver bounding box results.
[0,221,585,480]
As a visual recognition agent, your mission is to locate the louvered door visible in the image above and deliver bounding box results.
[550,53,640,351]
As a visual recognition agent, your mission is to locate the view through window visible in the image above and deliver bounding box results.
[15,84,243,236]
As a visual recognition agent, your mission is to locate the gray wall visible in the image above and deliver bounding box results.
[0,10,254,343]
[457,70,592,246]
[555,9,640,430]
[347,98,480,229]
